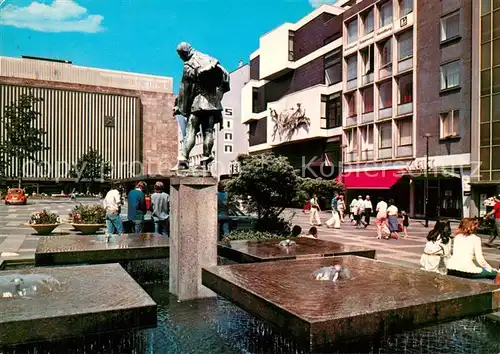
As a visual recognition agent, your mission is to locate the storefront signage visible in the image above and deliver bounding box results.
[407,158,436,171]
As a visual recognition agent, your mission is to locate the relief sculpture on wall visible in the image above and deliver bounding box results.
[269,103,311,142]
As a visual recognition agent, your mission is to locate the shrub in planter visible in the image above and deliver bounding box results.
[27,210,60,225]
[69,204,106,224]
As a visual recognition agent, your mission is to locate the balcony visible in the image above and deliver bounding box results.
[398,57,413,73]
[347,78,357,90]
[346,116,358,126]
[397,145,413,157]
[379,64,392,79]
[379,107,392,119]
[397,102,413,116]
[378,147,392,159]
[360,150,374,161]
[362,111,374,123]
[361,73,374,85]
[346,151,358,163]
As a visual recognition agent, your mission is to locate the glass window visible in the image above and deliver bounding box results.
[380,39,392,67]
[347,55,358,81]
[398,119,412,145]
[347,129,358,152]
[493,94,500,121]
[398,30,413,60]
[482,70,491,95]
[380,1,393,27]
[494,39,500,66]
[346,92,357,117]
[480,147,491,170]
[440,61,461,90]
[493,121,500,145]
[480,123,491,146]
[361,125,373,150]
[361,45,374,75]
[440,110,460,138]
[398,74,413,104]
[483,0,492,14]
[482,42,491,69]
[347,19,358,43]
[495,0,500,10]
[493,146,500,169]
[481,96,491,122]
[362,86,374,113]
[379,123,392,148]
[441,12,460,42]
[363,8,374,35]
[324,50,342,85]
[482,14,491,43]
[322,93,342,128]
[494,66,500,93]
[288,31,295,61]
[399,0,413,17]
[379,81,393,109]
[494,10,500,39]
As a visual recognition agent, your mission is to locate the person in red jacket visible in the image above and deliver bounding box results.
[485,194,500,244]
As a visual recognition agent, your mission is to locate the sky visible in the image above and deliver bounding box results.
[0,0,334,92]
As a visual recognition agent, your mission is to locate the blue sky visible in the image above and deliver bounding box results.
[0,0,330,91]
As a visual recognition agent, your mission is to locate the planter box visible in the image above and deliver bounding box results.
[24,223,61,236]
[71,224,105,235]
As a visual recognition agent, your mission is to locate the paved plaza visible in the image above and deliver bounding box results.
[1,201,500,272]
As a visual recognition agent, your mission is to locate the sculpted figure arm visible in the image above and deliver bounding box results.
[175,63,196,117]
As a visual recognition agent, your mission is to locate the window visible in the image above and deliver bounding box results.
[380,39,392,67]
[361,45,374,76]
[379,81,392,108]
[321,93,342,128]
[224,132,233,141]
[398,30,413,60]
[399,0,413,17]
[224,144,233,153]
[363,8,374,35]
[362,86,374,113]
[224,107,234,117]
[378,123,392,159]
[324,50,342,85]
[440,110,460,138]
[288,31,295,61]
[347,55,358,81]
[361,125,373,150]
[380,1,393,27]
[397,119,412,145]
[346,129,358,152]
[252,87,260,113]
[225,119,233,129]
[346,93,357,117]
[347,19,358,43]
[482,0,491,15]
[441,12,460,42]
[440,61,461,90]
[398,74,413,104]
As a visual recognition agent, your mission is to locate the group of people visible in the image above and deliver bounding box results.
[420,217,499,282]
[102,181,170,236]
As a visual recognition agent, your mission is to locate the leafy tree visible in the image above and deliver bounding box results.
[295,177,345,208]
[225,153,299,233]
[69,148,111,188]
[0,92,49,188]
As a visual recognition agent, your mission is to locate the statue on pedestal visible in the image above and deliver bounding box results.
[171,42,230,173]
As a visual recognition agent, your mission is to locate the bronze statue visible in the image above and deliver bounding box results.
[171,42,230,172]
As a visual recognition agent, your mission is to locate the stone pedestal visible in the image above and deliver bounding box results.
[169,176,218,301]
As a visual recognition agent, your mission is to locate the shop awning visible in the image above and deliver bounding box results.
[338,169,406,189]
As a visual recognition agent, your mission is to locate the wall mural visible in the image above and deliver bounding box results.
[269,103,311,142]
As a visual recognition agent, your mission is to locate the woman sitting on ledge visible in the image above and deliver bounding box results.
[447,218,499,280]
[301,227,318,239]
[420,219,452,275]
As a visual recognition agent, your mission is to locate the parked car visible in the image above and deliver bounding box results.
[5,188,28,205]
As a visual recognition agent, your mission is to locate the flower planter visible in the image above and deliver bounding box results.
[71,224,105,235]
[24,223,60,235]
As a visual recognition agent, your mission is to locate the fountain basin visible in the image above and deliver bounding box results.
[202,256,500,349]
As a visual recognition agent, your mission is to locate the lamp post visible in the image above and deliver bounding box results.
[423,133,432,228]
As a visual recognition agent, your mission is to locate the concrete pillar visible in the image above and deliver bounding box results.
[169,176,218,301]
[409,179,415,217]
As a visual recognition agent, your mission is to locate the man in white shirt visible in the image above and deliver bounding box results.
[103,183,124,235]
[375,197,388,239]
[355,195,365,228]
[364,195,373,227]
[309,194,322,226]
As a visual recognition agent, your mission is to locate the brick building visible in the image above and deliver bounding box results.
[0,56,177,192]
[242,0,474,219]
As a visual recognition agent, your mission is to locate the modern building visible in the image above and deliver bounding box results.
[183,62,250,179]
[470,0,500,216]
[0,56,177,191]
[242,0,474,219]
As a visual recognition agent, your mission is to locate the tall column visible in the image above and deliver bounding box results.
[169,176,217,301]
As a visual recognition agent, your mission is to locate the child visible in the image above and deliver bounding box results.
[401,210,409,238]
[420,219,452,275]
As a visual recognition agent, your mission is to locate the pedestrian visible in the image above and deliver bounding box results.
[151,182,170,236]
[364,195,373,227]
[355,195,365,229]
[484,194,500,245]
[309,194,322,226]
[127,181,147,234]
[301,226,318,239]
[349,197,358,224]
[401,210,410,238]
[337,195,346,222]
[326,192,340,229]
[386,199,399,239]
[420,219,452,275]
[103,182,124,236]
[375,197,388,239]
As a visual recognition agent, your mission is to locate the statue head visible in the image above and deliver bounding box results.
[176,42,194,62]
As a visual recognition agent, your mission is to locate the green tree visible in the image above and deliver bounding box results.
[295,177,345,208]
[69,148,111,189]
[225,153,299,233]
[0,92,49,188]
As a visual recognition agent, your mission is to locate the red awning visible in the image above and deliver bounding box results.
[338,169,406,189]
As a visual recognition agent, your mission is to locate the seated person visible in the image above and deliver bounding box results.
[420,219,452,275]
[301,226,318,239]
[290,225,302,237]
[447,218,499,280]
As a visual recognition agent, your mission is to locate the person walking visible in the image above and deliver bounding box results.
[103,182,124,236]
[128,181,147,234]
[401,210,410,238]
[151,182,170,236]
[386,199,399,239]
[363,195,373,227]
[355,195,365,229]
[337,195,346,222]
[309,194,322,226]
[484,194,500,245]
[326,192,340,229]
[375,197,388,239]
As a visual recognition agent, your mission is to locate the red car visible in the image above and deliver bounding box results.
[5,188,28,205]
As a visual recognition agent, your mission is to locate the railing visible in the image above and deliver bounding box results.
[379,106,392,119]
[378,147,392,159]
[397,102,413,116]
[379,64,392,79]
[398,57,413,72]
[360,150,374,161]
[362,111,374,123]
[397,145,413,157]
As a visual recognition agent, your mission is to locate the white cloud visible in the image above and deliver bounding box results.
[0,0,104,33]
[308,0,339,8]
